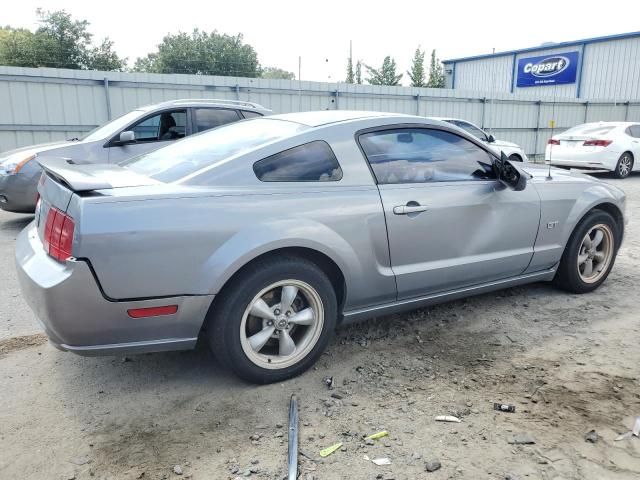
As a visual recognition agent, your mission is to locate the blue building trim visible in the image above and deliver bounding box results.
[443,30,640,65]
[510,53,517,93]
[576,43,587,98]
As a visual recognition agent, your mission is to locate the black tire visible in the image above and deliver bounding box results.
[612,152,633,179]
[208,255,337,384]
[553,210,619,293]
[508,154,523,162]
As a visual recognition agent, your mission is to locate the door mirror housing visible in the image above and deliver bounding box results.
[494,152,527,191]
[117,131,136,145]
[487,133,496,143]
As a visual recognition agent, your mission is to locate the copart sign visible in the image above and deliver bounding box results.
[516,51,579,87]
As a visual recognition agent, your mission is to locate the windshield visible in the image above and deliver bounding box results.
[562,123,617,137]
[122,118,308,182]
[80,110,146,142]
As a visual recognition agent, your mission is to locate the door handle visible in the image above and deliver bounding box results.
[393,203,428,215]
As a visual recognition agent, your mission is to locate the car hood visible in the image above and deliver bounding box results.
[491,139,520,149]
[520,163,597,181]
[0,140,81,160]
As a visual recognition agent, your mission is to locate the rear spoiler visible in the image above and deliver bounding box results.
[38,157,159,192]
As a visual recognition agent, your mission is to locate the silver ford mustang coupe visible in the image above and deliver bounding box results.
[16,111,626,383]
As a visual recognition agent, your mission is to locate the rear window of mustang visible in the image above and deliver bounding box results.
[122,119,307,182]
[253,141,343,182]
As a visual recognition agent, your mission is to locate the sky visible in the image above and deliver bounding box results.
[3,0,640,84]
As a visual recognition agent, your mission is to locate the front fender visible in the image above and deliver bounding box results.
[561,184,625,246]
[526,179,625,273]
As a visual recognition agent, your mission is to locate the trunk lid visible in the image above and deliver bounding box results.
[38,157,160,192]
[35,158,160,246]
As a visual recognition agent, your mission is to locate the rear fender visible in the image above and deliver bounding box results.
[201,218,361,299]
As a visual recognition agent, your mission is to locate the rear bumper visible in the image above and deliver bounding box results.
[15,223,213,355]
[545,148,620,171]
[0,170,39,213]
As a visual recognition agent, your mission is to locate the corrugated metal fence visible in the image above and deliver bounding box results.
[1,66,640,159]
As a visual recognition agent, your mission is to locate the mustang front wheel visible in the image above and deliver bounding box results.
[554,210,619,293]
[208,256,337,383]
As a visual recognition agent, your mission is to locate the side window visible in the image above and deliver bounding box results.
[630,125,640,138]
[241,110,263,119]
[254,141,343,182]
[454,121,488,141]
[359,128,495,184]
[194,108,240,133]
[130,110,186,142]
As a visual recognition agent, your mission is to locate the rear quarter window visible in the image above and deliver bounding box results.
[253,141,343,182]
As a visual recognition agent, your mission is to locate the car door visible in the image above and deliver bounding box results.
[191,108,241,134]
[358,126,540,300]
[107,109,188,163]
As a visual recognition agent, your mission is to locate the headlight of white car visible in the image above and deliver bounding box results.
[0,152,36,175]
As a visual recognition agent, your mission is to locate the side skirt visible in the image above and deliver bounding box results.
[341,268,556,324]
[61,337,198,356]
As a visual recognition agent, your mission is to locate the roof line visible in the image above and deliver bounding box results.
[443,31,640,64]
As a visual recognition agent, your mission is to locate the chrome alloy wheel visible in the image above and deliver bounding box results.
[240,280,324,369]
[577,224,614,284]
[618,154,632,177]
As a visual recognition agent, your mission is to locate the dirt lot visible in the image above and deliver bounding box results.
[1,175,639,480]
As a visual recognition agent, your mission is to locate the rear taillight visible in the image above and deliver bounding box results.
[547,139,560,145]
[583,139,612,147]
[43,207,75,262]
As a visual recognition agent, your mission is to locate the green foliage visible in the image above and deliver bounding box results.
[261,66,295,80]
[407,47,426,87]
[427,49,445,88]
[355,60,362,84]
[346,56,354,83]
[134,29,260,77]
[365,56,403,86]
[0,27,38,67]
[0,9,126,70]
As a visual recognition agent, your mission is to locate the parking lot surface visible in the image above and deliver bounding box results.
[1,175,639,480]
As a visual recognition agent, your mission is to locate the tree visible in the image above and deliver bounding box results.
[87,38,127,71]
[0,9,126,70]
[407,47,426,87]
[355,60,362,84]
[345,55,354,83]
[427,49,445,88]
[261,66,295,80]
[365,56,403,86]
[0,27,38,67]
[134,29,260,77]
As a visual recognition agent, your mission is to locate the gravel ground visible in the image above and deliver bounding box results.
[1,174,639,480]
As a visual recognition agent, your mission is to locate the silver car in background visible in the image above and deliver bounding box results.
[0,99,270,213]
[431,117,529,162]
[16,111,626,383]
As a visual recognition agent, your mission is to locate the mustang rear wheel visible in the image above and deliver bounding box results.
[554,210,619,293]
[208,256,337,383]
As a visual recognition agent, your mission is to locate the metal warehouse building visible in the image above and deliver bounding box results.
[443,31,640,100]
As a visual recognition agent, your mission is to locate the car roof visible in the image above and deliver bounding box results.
[138,98,271,113]
[429,116,468,123]
[268,110,427,127]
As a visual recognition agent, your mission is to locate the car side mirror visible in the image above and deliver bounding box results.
[487,134,496,143]
[494,152,527,191]
[117,131,136,145]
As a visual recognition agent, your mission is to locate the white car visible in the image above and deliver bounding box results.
[431,117,529,162]
[546,122,640,179]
